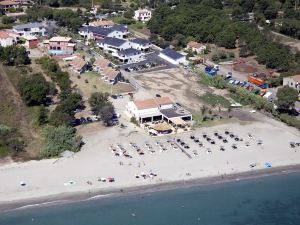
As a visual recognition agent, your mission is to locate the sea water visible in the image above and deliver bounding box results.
[1,172,300,225]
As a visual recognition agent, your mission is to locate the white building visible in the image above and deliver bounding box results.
[159,48,188,65]
[117,48,143,64]
[79,25,128,40]
[98,37,132,56]
[0,1,19,12]
[13,22,47,37]
[186,41,207,54]
[126,97,192,123]
[283,75,300,93]
[133,9,152,22]
[127,97,173,123]
[0,31,14,47]
[130,38,151,51]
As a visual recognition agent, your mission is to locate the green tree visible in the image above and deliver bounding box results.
[42,125,82,157]
[89,92,110,115]
[56,93,83,115]
[100,102,115,126]
[1,15,15,24]
[48,110,72,127]
[0,46,30,66]
[18,74,51,106]
[36,105,49,125]
[276,85,299,111]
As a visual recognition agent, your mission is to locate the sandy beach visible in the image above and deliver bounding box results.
[0,118,300,211]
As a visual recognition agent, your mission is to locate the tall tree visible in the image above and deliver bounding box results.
[276,85,299,111]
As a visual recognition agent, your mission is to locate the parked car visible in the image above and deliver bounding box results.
[92,115,100,121]
[156,93,161,98]
[80,117,87,124]
[111,94,118,99]
[86,117,93,123]
[70,118,81,127]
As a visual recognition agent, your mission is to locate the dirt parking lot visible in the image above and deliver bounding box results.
[132,68,210,111]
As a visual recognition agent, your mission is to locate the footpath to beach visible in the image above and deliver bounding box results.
[0,120,300,211]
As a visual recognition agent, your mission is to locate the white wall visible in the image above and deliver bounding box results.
[159,53,187,65]
[127,102,160,120]
[131,42,151,51]
[159,104,173,110]
[283,77,300,93]
[13,27,46,37]
[0,37,14,47]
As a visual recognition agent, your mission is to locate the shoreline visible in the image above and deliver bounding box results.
[1,163,300,213]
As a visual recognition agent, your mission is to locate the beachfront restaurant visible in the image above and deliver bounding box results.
[126,96,192,130]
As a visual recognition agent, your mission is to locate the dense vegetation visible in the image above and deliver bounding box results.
[198,72,300,130]
[36,57,84,127]
[42,125,82,157]
[148,2,297,71]
[22,6,85,31]
[18,73,54,106]
[0,46,30,66]
[0,124,25,157]
[89,92,115,125]
[223,0,300,39]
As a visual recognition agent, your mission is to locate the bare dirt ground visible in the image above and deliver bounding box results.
[133,68,210,111]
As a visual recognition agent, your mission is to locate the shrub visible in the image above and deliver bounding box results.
[42,125,82,157]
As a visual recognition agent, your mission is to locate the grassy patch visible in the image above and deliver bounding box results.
[0,65,42,158]
[198,93,231,108]
[111,17,135,25]
[70,71,134,99]
[129,21,146,30]
[0,145,10,157]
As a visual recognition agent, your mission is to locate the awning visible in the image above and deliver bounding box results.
[170,117,186,126]
[153,122,172,131]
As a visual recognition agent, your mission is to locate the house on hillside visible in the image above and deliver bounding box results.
[283,75,300,93]
[93,57,111,73]
[0,30,17,47]
[0,0,19,11]
[130,38,151,51]
[117,48,143,64]
[13,22,47,37]
[98,37,132,54]
[101,67,121,85]
[133,9,152,22]
[23,35,38,49]
[159,48,187,65]
[69,57,87,74]
[186,41,206,54]
[44,36,75,55]
[111,24,129,38]
[79,24,128,40]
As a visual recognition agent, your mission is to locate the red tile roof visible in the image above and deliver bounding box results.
[0,31,10,39]
[94,57,110,69]
[102,67,120,80]
[187,41,204,49]
[0,1,19,5]
[134,97,173,110]
[69,58,86,70]
[291,75,300,83]
[89,19,114,27]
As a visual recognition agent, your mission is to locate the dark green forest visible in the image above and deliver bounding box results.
[148,0,300,72]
